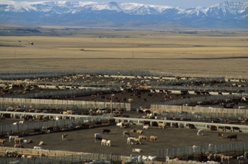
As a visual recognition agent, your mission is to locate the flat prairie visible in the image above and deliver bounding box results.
[0,29,247,78]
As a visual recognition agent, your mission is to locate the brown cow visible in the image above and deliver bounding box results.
[130,129,136,133]
[0,139,7,145]
[136,130,143,134]
[133,137,142,144]
[28,139,33,143]
[218,133,223,138]
[127,98,133,102]
[139,135,147,140]
[121,122,129,128]
[14,138,23,144]
[39,141,44,145]
[158,122,166,129]
[14,144,24,148]
[150,136,158,141]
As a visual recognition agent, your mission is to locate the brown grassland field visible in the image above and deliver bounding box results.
[0,28,248,78]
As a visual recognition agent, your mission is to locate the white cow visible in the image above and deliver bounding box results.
[237,155,245,163]
[106,140,111,146]
[127,137,135,145]
[101,139,107,146]
[222,155,233,163]
[19,121,24,124]
[9,136,18,142]
[33,146,42,149]
[143,125,149,129]
[62,134,68,140]
[116,122,122,127]
[132,148,142,153]
[5,150,17,157]
[148,156,157,161]
[197,129,204,136]
[127,137,141,145]
[141,156,148,161]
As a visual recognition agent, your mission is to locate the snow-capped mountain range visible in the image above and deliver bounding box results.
[0,1,248,28]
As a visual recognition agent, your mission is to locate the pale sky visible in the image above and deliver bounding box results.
[6,0,248,8]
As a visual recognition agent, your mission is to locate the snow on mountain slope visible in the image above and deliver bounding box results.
[0,1,247,28]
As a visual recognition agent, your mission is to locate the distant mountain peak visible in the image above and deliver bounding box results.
[0,1,247,28]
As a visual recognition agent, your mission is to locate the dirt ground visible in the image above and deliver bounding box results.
[1,120,247,157]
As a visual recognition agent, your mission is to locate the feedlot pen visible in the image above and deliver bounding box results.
[0,71,248,163]
[0,120,247,156]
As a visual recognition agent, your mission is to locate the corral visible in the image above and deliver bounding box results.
[0,29,248,164]
[0,71,248,164]
[0,122,248,156]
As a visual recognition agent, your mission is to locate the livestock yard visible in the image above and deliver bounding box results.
[0,29,248,164]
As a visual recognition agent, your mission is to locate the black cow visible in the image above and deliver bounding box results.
[209,125,217,131]
[144,121,150,125]
[103,129,111,134]
[227,134,237,140]
[232,127,241,132]
[188,124,196,129]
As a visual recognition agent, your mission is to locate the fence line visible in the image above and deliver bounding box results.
[149,77,225,85]
[0,116,112,135]
[0,147,125,164]
[149,85,248,92]
[0,98,131,111]
[6,87,120,99]
[0,70,171,80]
[163,142,248,158]
[152,94,245,106]
[150,111,247,120]
[150,104,248,120]
[0,70,247,80]
[150,105,247,114]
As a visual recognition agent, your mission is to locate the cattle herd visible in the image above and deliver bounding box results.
[0,72,248,163]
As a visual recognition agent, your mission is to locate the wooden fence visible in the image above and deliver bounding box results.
[0,98,131,111]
